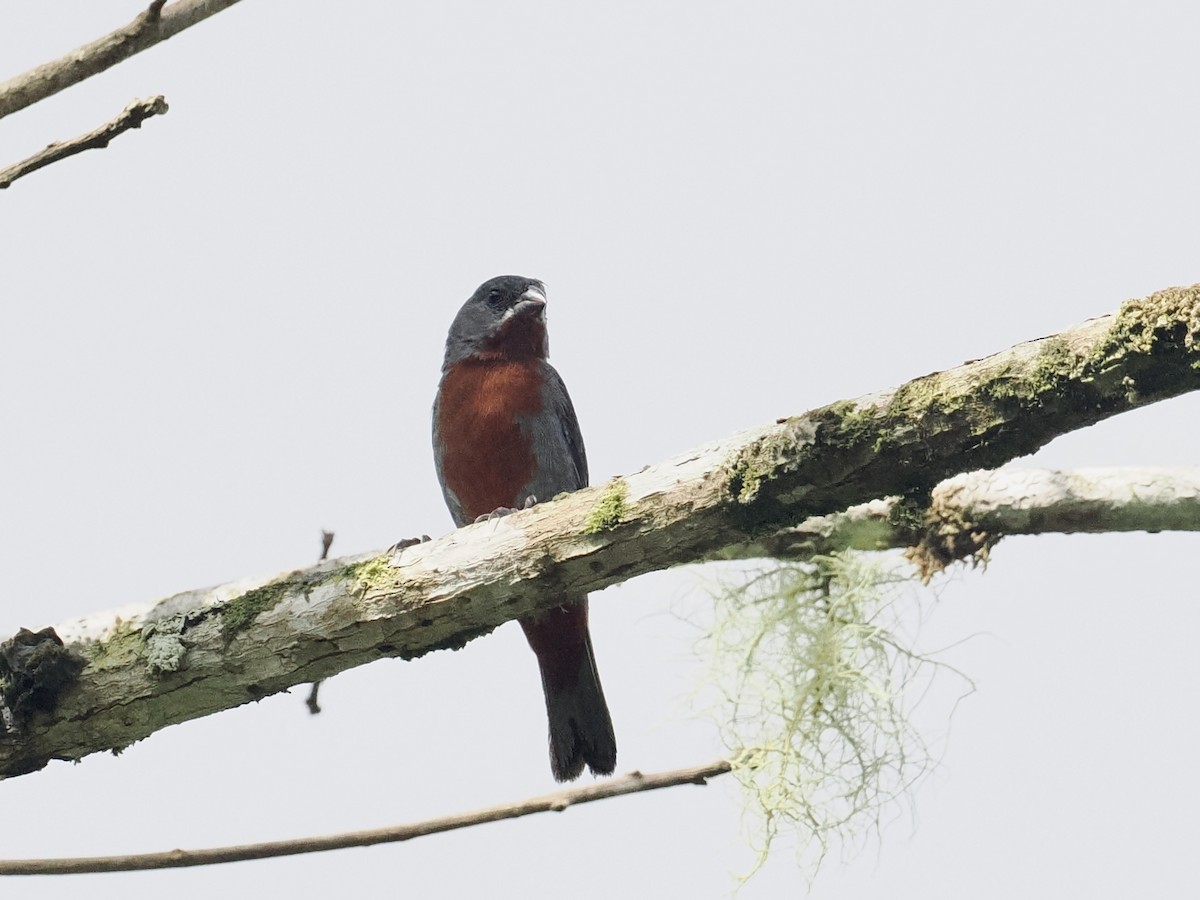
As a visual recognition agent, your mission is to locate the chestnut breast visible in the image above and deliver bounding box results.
[434,357,546,524]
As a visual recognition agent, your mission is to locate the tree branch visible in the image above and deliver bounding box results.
[2,284,1199,780]
[717,466,1200,576]
[910,465,1200,577]
[0,0,243,122]
[0,95,168,189]
[0,759,733,875]
[304,531,335,715]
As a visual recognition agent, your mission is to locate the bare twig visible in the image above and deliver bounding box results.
[305,531,336,714]
[0,0,244,122]
[0,759,733,875]
[0,96,168,190]
[303,681,321,714]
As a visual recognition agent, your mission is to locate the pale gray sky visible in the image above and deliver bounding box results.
[3,2,1199,897]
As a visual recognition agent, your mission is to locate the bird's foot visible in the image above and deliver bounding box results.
[473,495,538,523]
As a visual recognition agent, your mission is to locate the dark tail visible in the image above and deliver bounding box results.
[520,601,617,782]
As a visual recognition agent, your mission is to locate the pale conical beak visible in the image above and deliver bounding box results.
[511,286,547,318]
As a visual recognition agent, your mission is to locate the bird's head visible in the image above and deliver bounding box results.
[443,275,549,368]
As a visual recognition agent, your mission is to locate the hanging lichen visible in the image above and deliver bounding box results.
[699,553,971,883]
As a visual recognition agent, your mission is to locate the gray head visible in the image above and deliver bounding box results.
[442,275,549,369]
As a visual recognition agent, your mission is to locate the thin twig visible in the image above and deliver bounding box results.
[303,681,321,714]
[305,531,336,714]
[0,759,734,875]
[0,96,168,190]
[0,1,244,121]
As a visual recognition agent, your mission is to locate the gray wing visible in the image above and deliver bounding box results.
[521,362,588,500]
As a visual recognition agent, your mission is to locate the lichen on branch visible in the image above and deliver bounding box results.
[699,555,970,878]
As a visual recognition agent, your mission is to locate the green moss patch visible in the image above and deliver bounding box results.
[584,479,629,534]
[338,555,392,591]
[222,578,294,636]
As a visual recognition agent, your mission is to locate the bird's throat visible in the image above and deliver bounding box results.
[480,313,547,361]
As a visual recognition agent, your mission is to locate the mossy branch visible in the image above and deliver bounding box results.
[2,284,1199,780]
[714,465,1200,579]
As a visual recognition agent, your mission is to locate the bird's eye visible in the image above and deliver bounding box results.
[486,291,507,311]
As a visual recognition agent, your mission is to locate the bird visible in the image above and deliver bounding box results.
[432,275,617,782]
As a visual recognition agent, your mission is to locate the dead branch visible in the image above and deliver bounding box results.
[0,759,732,875]
[0,95,168,189]
[0,1,243,121]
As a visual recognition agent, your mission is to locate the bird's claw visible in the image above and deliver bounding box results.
[473,495,538,524]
